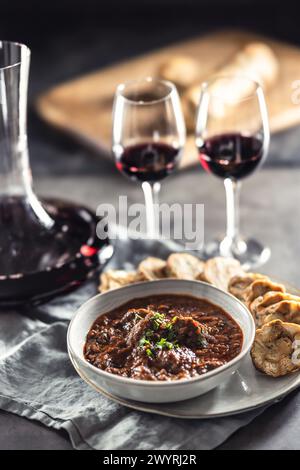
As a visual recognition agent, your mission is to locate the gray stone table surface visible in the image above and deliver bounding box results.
[1,164,300,450]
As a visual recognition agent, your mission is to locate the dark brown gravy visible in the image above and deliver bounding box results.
[84,294,243,381]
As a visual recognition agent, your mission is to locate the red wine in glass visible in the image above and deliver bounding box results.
[116,142,181,182]
[198,133,263,180]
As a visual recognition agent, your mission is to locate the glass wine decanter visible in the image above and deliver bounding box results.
[0,41,112,305]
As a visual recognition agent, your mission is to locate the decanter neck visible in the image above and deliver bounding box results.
[0,42,32,197]
[0,41,54,229]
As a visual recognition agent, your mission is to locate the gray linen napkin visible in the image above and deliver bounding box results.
[0,238,270,450]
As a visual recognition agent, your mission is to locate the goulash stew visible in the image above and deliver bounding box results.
[84,294,243,381]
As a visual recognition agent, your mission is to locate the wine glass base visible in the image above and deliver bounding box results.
[202,237,271,270]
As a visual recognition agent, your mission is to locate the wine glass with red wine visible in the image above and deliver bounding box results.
[112,77,185,237]
[195,76,270,268]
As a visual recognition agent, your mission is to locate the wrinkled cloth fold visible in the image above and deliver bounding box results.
[0,238,270,450]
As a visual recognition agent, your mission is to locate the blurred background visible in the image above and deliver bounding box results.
[1,0,299,179]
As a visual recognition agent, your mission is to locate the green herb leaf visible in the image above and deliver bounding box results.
[152,312,165,321]
[155,338,175,350]
[139,337,151,348]
[151,312,165,330]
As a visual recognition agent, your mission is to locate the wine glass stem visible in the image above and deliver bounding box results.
[142,181,160,238]
[223,178,241,252]
[152,182,161,206]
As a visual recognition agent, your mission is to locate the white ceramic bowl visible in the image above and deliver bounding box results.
[67,279,255,403]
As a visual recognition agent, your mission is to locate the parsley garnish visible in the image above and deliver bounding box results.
[151,312,166,330]
[155,338,174,350]
[136,310,211,359]
[139,337,151,348]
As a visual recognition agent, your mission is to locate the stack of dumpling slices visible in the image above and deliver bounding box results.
[99,253,243,292]
[229,274,300,377]
[99,254,300,378]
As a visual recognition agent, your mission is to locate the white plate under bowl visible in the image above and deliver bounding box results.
[69,352,300,418]
[68,279,300,418]
[68,279,255,403]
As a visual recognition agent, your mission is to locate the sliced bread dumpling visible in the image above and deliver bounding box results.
[166,253,205,280]
[250,291,300,327]
[263,300,300,326]
[250,291,290,327]
[203,257,244,291]
[138,257,167,280]
[228,273,266,301]
[100,270,142,292]
[245,278,286,306]
[251,319,300,377]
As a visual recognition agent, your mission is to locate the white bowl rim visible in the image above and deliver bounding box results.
[67,279,256,387]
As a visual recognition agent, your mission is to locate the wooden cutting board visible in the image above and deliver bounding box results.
[36,29,300,168]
